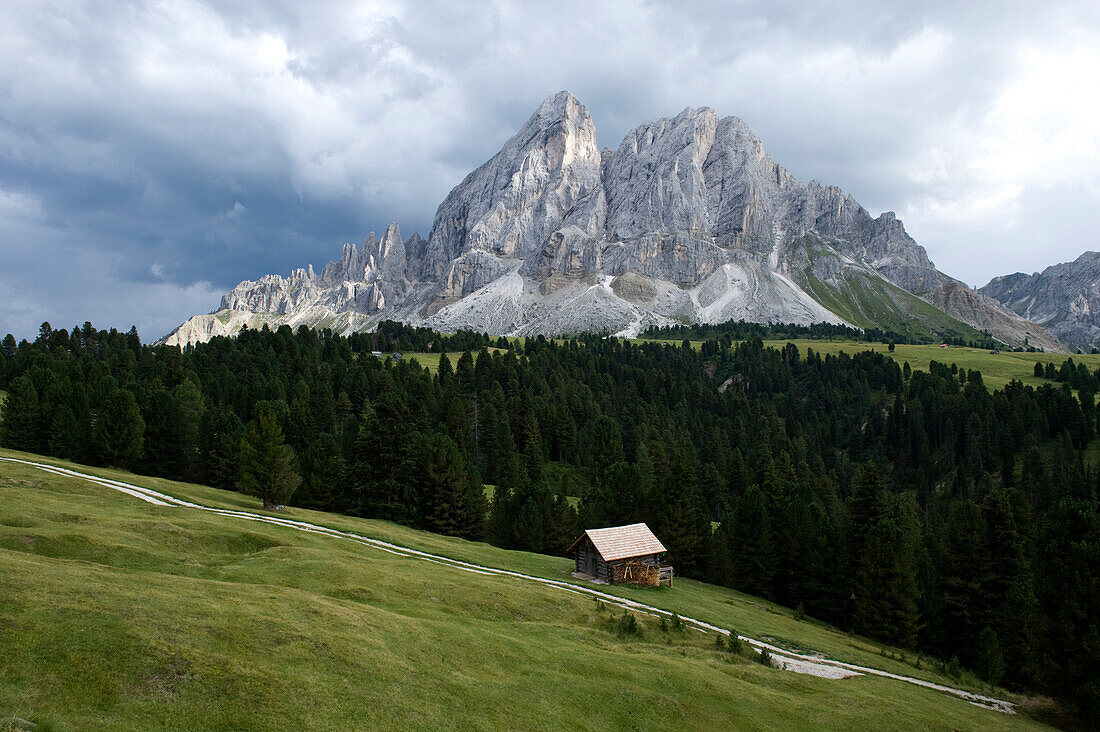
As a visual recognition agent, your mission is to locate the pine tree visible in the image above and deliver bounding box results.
[1,333,16,361]
[417,431,486,539]
[490,418,528,491]
[174,379,205,483]
[730,485,775,598]
[980,489,1036,685]
[347,393,420,523]
[201,406,244,490]
[521,410,544,483]
[437,352,454,388]
[238,403,300,509]
[939,500,988,664]
[1035,499,1100,721]
[298,433,345,511]
[853,498,922,648]
[848,461,885,559]
[0,376,41,452]
[141,387,181,477]
[975,626,1005,686]
[89,388,144,468]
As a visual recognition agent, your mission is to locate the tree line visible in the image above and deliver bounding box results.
[640,319,1001,349]
[1,320,1097,720]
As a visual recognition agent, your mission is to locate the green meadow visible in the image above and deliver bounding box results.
[635,337,1097,393]
[0,450,1049,730]
[762,340,1100,392]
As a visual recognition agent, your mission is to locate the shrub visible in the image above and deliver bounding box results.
[670,613,685,632]
[616,610,640,636]
[757,648,773,667]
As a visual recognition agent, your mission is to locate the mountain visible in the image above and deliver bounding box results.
[163,91,1062,351]
[980,252,1100,352]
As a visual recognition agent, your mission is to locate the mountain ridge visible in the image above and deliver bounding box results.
[980,251,1100,352]
[163,91,1062,351]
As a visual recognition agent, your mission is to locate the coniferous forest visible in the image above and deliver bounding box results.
[2,321,1098,720]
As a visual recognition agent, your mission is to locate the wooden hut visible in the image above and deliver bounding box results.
[568,523,673,587]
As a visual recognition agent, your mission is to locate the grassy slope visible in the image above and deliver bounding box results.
[386,348,509,376]
[800,269,990,345]
[762,340,1100,393]
[0,451,1045,730]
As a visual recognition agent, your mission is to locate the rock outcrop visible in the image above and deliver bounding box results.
[928,280,1062,353]
[981,252,1100,351]
[162,91,1061,351]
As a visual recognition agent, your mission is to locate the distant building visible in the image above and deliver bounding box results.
[390,352,403,362]
[370,351,383,358]
[568,523,673,586]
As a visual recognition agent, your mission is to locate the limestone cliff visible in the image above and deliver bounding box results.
[163,91,1060,351]
[981,252,1100,351]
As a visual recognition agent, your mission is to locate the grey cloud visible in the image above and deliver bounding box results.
[0,0,1098,339]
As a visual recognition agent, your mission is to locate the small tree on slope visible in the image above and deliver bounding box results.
[238,403,300,509]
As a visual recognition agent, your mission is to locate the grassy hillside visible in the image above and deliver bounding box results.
[800,268,991,345]
[381,348,510,375]
[0,450,1048,730]
[635,337,1097,393]
[761,340,1100,392]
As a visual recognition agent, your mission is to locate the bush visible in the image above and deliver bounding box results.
[616,610,640,636]
[757,648,773,667]
[728,635,746,656]
[670,613,685,632]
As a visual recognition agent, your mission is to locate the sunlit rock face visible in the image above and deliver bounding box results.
[163,91,1060,350]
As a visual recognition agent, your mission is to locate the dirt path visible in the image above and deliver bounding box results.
[2,456,1015,714]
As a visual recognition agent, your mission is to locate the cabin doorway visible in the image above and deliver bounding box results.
[587,550,597,576]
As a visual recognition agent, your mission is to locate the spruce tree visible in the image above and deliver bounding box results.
[853,499,922,648]
[1,333,16,361]
[521,411,544,483]
[939,500,988,664]
[437,352,453,388]
[848,461,885,559]
[238,403,300,509]
[730,485,775,598]
[201,406,244,490]
[299,433,345,511]
[174,378,205,483]
[141,387,181,478]
[417,431,486,539]
[89,388,144,468]
[975,626,1005,686]
[0,376,40,452]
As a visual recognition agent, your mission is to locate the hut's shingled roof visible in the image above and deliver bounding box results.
[568,523,666,561]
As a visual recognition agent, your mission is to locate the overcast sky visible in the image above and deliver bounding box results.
[2,1,1099,341]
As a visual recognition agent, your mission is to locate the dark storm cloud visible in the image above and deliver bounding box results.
[1,0,1098,339]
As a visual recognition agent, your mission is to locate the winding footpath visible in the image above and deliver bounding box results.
[1,456,1014,714]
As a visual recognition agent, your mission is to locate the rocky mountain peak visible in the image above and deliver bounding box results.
[163,91,1064,351]
[981,250,1100,351]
